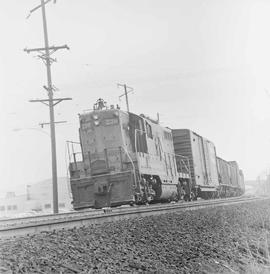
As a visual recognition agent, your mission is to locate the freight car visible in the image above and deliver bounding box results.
[69,99,245,209]
[69,99,191,209]
[216,159,245,197]
[171,129,245,199]
[172,129,219,199]
[225,161,245,196]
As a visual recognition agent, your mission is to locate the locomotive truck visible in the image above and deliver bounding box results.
[69,99,245,209]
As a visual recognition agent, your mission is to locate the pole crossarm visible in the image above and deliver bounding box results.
[119,89,133,99]
[52,98,72,106]
[39,121,67,128]
[117,83,133,98]
[24,45,69,65]
[29,97,72,106]
[27,0,56,19]
[24,45,70,54]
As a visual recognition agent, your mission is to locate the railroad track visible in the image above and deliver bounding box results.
[0,196,265,238]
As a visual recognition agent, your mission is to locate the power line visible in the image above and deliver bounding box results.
[25,0,71,214]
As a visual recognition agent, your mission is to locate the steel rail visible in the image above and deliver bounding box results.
[0,196,252,228]
[0,196,266,238]
[0,196,261,228]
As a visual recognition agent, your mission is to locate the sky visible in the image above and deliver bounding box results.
[0,0,270,196]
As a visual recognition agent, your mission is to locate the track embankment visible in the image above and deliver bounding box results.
[0,196,262,238]
[0,196,270,273]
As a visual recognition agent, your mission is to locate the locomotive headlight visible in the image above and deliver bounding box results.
[93,114,99,120]
[94,120,100,126]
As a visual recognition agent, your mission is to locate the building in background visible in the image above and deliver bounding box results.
[245,178,270,196]
[255,176,270,196]
[0,177,72,218]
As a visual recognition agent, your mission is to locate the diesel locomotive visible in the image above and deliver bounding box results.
[69,99,245,209]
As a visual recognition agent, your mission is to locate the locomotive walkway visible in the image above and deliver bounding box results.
[0,196,265,238]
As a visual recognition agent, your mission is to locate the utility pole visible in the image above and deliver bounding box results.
[117,83,133,112]
[25,0,71,214]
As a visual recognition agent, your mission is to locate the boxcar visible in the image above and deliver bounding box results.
[228,161,245,196]
[172,129,219,198]
[216,158,245,197]
[217,157,236,197]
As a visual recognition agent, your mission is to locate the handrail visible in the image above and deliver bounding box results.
[174,153,191,174]
[69,145,138,189]
[71,170,132,181]
[120,146,137,189]
[135,129,146,183]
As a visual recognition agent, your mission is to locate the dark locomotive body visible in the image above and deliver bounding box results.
[69,104,191,209]
[69,101,245,209]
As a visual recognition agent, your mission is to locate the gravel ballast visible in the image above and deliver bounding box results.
[1,199,270,273]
